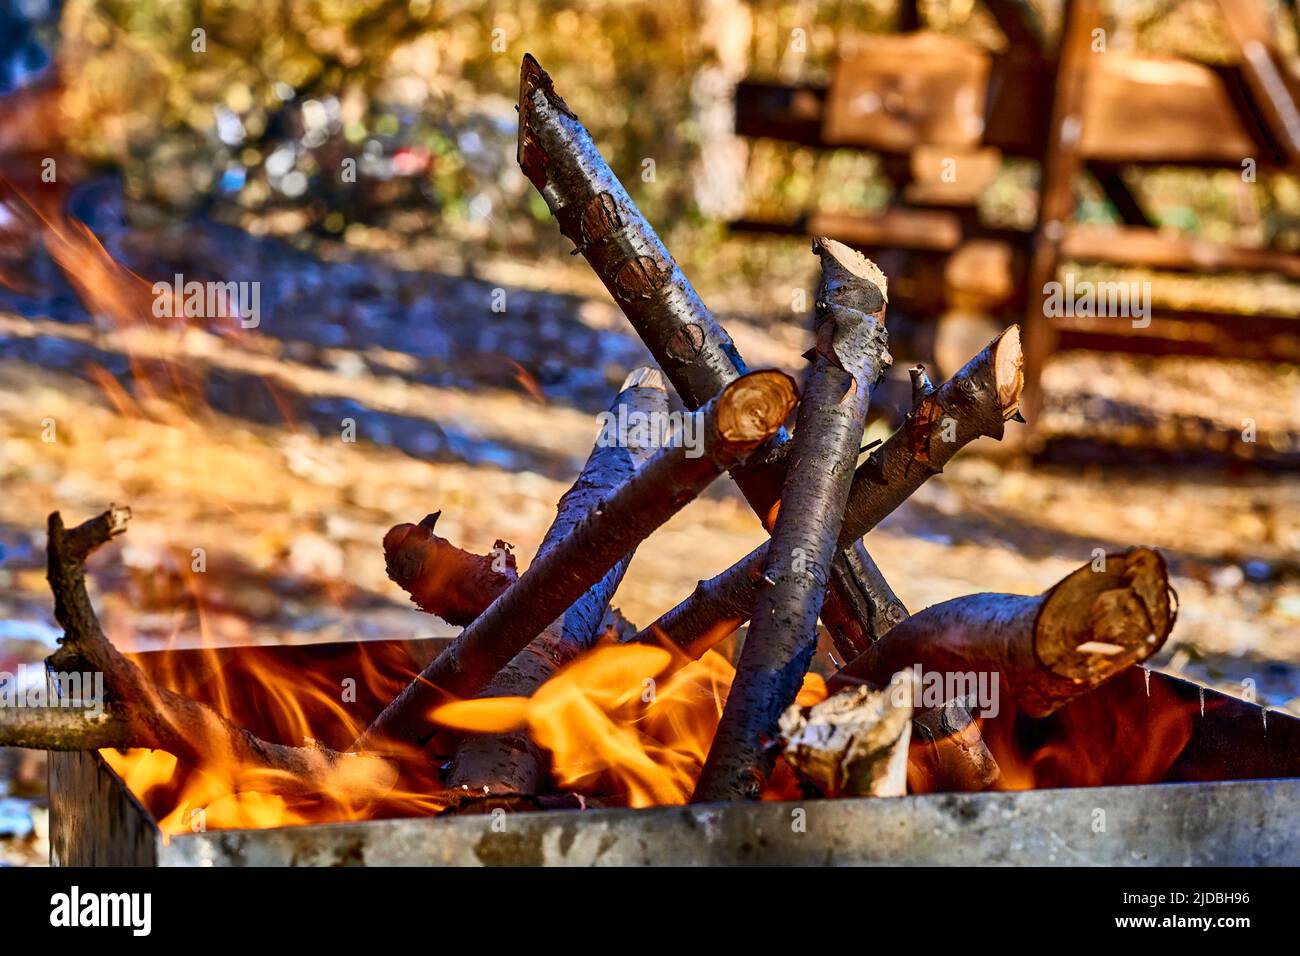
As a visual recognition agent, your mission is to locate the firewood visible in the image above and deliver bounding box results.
[830,548,1177,718]
[693,240,891,802]
[357,368,797,753]
[518,53,900,655]
[12,508,399,800]
[778,679,913,799]
[635,326,1024,659]
[0,706,135,751]
[383,514,517,625]
[910,698,1002,792]
[447,369,668,795]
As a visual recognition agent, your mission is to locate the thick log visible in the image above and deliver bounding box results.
[447,369,668,795]
[830,548,1176,718]
[635,326,1024,659]
[28,508,397,799]
[357,369,797,753]
[518,53,901,653]
[693,240,890,802]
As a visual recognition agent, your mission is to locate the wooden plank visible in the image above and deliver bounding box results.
[740,58,1281,166]
[904,145,1003,206]
[1062,225,1300,279]
[734,82,826,145]
[1215,0,1300,164]
[1053,309,1300,362]
[822,32,991,151]
[1022,0,1103,426]
[1082,54,1268,164]
[729,208,964,252]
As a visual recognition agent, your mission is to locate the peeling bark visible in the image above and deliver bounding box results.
[830,548,1177,718]
[357,368,797,753]
[636,326,1024,660]
[693,240,890,802]
[23,508,397,797]
[447,370,668,795]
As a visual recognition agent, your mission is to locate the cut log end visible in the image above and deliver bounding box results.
[992,324,1025,420]
[620,366,667,392]
[1034,547,1174,686]
[779,680,913,798]
[714,369,797,451]
[812,237,889,308]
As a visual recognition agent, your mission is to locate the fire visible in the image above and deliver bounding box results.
[433,642,827,807]
[98,640,451,837]
[978,669,1195,792]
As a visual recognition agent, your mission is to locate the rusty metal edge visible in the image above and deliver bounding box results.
[157,777,1300,866]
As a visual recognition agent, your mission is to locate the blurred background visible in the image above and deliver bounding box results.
[0,0,1297,863]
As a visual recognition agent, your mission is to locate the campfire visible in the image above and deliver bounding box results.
[10,55,1300,866]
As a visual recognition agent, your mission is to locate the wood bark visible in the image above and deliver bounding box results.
[518,53,900,652]
[14,507,396,797]
[693,240,890,802]
[830,547,1176,718]
[910,698,1002,792]
[778,681,913,799]
[357,368,797,753]
[446,369,668,795]
[383,514,517,625]
[0,706,135,750]
[636,326,1024,659]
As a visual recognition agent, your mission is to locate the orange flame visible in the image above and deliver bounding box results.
[432,642,827,808]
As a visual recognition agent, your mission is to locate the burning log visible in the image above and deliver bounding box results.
[830,547,1177,718]
[778,680,914,799]
[909,698,1002,792]
[636,326,1024,659]
[8,507,399,800]
[383,515,517,625]
[447,368,669,795]
[357,368,797,753]
[518,53,899,655]
[693,240,891,802]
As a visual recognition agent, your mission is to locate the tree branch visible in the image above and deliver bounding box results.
[357,368,797,752]
[518,53,902,656]
[693,240,891,802]
[636,326,1024,659]
[31,507,398,800]
[446,369,668,795]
